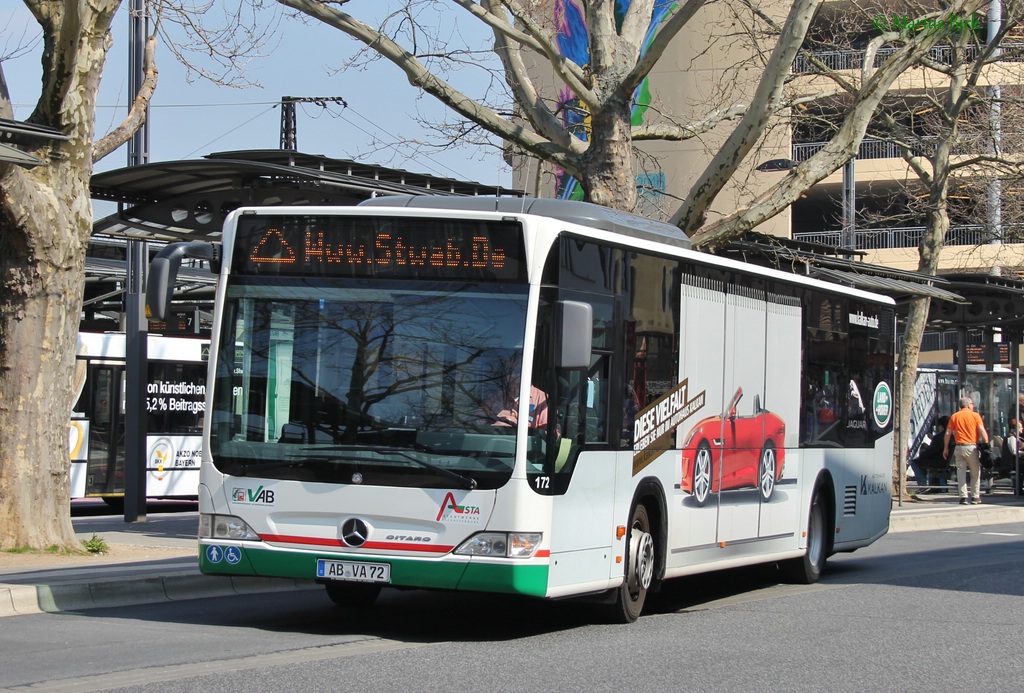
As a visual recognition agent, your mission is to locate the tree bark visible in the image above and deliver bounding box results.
[0,163,93,550]
[0,0,118,550]
[580,103,637,209]
[892,26,968,501]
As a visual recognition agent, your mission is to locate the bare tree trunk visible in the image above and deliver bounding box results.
[0,0,119,550]
[0,170,91,550]
[896,296,932,500]
[894,141,952,502]
[580,103,637,209]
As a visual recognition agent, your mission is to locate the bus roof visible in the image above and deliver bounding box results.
[358,195,692,251]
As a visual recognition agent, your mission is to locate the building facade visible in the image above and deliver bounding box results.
[511,1,1024,280]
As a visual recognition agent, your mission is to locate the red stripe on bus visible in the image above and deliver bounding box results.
[261,534,453,553]
[363,541,454,553]
[262,534,546,558]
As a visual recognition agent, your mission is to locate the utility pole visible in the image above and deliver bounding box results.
[987,1,1003,245]
[280,96,347,150]
[281,97,297,150]
[842,156,856,249]
[124,0,150,523]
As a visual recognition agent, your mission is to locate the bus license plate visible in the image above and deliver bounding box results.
[316,559,391,583]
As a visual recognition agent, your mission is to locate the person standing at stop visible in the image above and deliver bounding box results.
[944,396,990,505]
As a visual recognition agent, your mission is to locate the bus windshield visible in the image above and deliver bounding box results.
[210,279,529,489]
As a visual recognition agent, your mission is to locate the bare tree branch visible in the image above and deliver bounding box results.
[688,0,991,249]
[93,18,160,162]
[278,0,583,172]
[632,103,748,141]
[482,0,574,147]
[673,0,822,234]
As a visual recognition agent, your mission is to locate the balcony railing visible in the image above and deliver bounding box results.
[792,224,1024,250]
[790,134,1012,161]
[793,43,1024,74]
[793,138,910,161]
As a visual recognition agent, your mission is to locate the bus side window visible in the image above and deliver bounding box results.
[557,370,585,445]
[585,355,610,442]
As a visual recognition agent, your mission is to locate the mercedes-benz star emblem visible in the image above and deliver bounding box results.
[341,518,369,547]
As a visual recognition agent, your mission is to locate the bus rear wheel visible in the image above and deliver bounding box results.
[323,582,383,608]
[780,487,827,584]
[102,496,125,513]
[611,504,655,623]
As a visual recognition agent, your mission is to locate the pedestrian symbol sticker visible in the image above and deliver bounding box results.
[205,545,223,564]
[225,546,242,565]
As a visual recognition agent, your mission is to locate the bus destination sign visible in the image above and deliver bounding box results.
[233,215,526,281]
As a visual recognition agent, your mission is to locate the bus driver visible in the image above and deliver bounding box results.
[494,385,550,430]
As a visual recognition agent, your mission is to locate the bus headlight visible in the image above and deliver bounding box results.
[454,532,542,558]
[199,513,261,541]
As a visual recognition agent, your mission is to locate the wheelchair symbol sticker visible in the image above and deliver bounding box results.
[205,545,223,564]
[225,546,242,565]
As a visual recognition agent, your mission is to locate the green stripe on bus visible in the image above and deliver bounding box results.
[458,562,548,596]
[199,544,549,596]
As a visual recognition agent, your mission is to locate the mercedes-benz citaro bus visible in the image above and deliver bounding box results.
[146,196,894,622]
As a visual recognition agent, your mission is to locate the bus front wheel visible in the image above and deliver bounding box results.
[323,581,383,608]
[611,504,655,623]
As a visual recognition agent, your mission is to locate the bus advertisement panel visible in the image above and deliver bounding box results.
[69,332,209,503]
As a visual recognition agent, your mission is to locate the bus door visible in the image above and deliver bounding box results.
[84,363,126,497]
[719,288,802,544]
[677,276,727,549]
[718,288,768,543]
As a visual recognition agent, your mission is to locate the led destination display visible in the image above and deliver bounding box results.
[234,214,526,281]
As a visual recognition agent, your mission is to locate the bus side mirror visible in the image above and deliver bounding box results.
[146,241,220,320]
[556,300,592,369]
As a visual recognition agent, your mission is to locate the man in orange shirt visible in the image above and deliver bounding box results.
[944,396,990,505]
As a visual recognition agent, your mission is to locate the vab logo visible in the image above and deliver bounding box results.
[436,492,481,523]
[232,486,275,504]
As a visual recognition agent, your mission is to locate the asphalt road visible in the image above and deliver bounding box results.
[1,520,1022,692]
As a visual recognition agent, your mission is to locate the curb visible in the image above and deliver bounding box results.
[0,573,317,619]
[889,505,1024,533]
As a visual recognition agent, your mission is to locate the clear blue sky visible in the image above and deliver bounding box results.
[3,2,512,188]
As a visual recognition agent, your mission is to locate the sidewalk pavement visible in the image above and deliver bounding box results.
[3,490,1023,619]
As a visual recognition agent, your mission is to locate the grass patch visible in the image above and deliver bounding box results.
[3,546,35,554]
[3,544,85,556]
[82,533,109,554]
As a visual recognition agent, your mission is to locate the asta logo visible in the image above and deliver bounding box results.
[436,491,481,523]
[232,486,275,504]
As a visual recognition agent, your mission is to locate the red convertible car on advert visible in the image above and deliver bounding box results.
[680,387,786,506]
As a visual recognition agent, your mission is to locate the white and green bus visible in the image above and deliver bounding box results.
[147,197,895,622]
